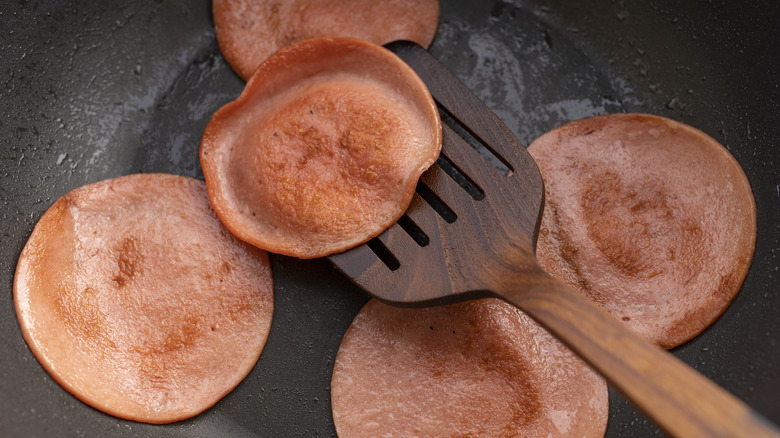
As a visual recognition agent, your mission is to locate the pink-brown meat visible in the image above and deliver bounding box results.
[331,299,608,437]
[529,113,756,348]
[213,0,440,80]
[14,173,274,423]
[200,37,442,259]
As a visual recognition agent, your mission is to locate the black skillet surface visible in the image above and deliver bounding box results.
[1,0,777,436]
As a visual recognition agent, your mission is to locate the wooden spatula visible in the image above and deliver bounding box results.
[328,41,779,438]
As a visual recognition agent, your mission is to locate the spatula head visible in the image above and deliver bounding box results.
[328,41,545,306]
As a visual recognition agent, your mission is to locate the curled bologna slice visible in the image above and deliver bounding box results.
[331,298,609,437]
[201,37,442,259]
[528,113,756,348]
[14,173,274,424]
[213,0,440,80]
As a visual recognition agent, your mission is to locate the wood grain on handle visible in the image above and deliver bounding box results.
[498,271,780,438]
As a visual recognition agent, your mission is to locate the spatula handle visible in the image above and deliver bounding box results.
[500,272,780,438]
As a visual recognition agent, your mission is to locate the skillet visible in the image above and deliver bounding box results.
[1,0,777,436]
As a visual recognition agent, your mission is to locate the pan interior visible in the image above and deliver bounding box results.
[0,0,777,436]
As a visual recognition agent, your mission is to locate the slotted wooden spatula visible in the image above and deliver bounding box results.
[328,41,779,438]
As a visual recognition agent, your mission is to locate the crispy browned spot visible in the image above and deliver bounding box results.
[55,285,117,351]
[112,237,141,287]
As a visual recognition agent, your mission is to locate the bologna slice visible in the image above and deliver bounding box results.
[14,173,274,423]
[331,299,608,437]
[528,113,756,348]
[213,0,440,80]
[201,37,442,259]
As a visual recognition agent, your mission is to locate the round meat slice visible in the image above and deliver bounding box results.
[14,173,274,424]
[331,299,609,437]
[213,0,440,80]
[201,37,442,259]
[528,113,756,349]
